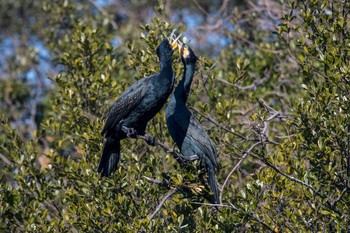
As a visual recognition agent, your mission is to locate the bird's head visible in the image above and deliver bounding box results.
[181,45,197,65]
[156,39,173,59]
[156,30,182,59]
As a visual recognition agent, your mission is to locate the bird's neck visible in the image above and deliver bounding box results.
[166,62,196,116]
[155,61,173,89]
[159,56,173,71]
[174,62,196,103]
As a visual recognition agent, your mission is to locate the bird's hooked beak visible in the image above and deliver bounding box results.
[168,29,183,53]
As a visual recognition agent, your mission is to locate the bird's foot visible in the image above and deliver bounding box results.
[174,153,199,167]
[122,126,139,138]
[143,134,157,146]
[178,153,199,162]
[176,156,187,167]
[187,154,200,161]
[121,126,157,146]
[127,128,139,138]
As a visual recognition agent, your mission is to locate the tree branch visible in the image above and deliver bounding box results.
[261,157,323,198]
[121,126,190,166]
[218,0,230,14]
[0,152,13,166]
[143,175,162,184]
[229,202,275,232]
[148,188,177,221]
[190,107,251,141]
[331,187,348,207]
[220,141,263,202]
[234,77,269,91]
[190,201,231,208]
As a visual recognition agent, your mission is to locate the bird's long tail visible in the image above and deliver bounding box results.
[206,159,220,205]
[98,137,120,177]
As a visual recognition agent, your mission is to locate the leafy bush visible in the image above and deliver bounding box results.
[1,0,349,232]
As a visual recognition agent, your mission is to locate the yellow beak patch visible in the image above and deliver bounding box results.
[182,47,190,58]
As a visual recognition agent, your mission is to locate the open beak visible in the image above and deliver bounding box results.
[171,40,178,50]
[169,31,183,51]
[171,34,182,50]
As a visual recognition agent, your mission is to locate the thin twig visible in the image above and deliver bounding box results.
[156,141,188,166]
[216,78,234,87]
[260,155,345,215]
[262,112,280,135]
[146,136,189,166]
[235,77,269,91]
[121,126,188,166]
[220,141,262,201]
[190,107,251,141]
[190,201,231,208]
[229,202,275,232]
[143,175,162,184]
[148,188,177,221]
[218,0,230,14]
[257,98,278,114]
[262,158,324,198]
[192,0,211,17]
[0,153,13,166]
[331,187,348,207]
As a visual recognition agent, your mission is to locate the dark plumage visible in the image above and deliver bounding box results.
[99,39,177,177]
[166,46,220,204]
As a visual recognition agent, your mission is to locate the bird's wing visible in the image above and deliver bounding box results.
[173,112,218,168]
[101,75,154,135]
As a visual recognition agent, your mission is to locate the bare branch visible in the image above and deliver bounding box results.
[229,202,275,232]
[155,141,188,166]
[143,175,162,184]
[148,188,177,221]
[216,78,234,87]
[0,152,13,166]
[261,158,324,198]
[235,77,269,91]
[218,0,230,14]
[190,201,231,208]
[121,126,189,166]
[257,98,279,114]
[220,141,263,201]
[197,18,230,31]
[262,112,280,135]
[192,0,211,17]
[190,107,251,141]
[331,187,348,207]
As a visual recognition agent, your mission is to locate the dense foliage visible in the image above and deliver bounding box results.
[0,0,349,232]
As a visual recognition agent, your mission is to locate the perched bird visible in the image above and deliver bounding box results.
[99,36,180,177]
[166,45,220,204]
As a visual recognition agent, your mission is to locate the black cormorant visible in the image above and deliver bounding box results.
[99,37,180,177]
[166,46,220,204]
